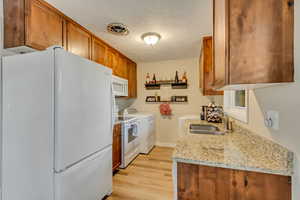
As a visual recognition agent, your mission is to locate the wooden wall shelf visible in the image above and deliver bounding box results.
[145,82,188,90]
[146,96,188,103]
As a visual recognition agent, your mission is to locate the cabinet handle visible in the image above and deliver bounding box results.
[244,176,248,187]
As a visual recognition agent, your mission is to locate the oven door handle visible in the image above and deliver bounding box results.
[132,124,139,137]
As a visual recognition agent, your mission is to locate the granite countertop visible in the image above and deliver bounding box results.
[173,120,293,176]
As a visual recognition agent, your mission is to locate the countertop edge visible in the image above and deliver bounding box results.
[172,157,293,177]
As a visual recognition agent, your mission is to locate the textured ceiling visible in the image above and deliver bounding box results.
[44,0,213,62]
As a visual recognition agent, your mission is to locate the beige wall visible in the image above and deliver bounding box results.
[234,2,300,199]
[132,58,223,146]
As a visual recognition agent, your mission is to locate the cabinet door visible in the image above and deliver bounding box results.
[177,163,232,200]
[127,60,137,98]
[201,36,223,96]
[115,55,128,79]
[106,48,119,71]
[66,22,91,59]
[92,37,107,66]
[228,0,294,84]
[25,0,64,50]
[213,0,228,88]
[231,170,291,200]
[112,124,121,171]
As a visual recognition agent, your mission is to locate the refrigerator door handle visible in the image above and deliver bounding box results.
[111,85,116,133]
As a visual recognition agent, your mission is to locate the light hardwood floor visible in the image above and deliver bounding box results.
[107,147,174,200]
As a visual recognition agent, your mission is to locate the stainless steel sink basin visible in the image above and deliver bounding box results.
[189,124,225,135]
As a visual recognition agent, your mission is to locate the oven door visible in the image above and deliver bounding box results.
[121,122,139,168]
[124,123,138,153]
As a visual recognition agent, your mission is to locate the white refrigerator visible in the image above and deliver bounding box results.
[1,47,113,200]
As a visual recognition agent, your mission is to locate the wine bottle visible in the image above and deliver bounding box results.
[153,73,156,84]
[175,71,179,83]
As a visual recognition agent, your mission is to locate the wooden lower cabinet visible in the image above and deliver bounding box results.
[177,163,291,200]
[112,123,122,172]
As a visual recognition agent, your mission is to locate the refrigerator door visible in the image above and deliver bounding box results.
[2,50,55,200]
[55,146,112,200]
[54,49,112,171]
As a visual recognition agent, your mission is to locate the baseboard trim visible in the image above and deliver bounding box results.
[155,142,176,148]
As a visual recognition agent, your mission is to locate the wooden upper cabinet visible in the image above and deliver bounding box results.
[66,22,91,59]
[116,55,128,79]
[106,48,119,71]
[213,0,227,88]
[92,37,107,66]
[4,0,137,84]
[4,0,64,50]
[26,0,64,50]
[200,36,223,96]
[127,60,137,98]
[213,0,294,89]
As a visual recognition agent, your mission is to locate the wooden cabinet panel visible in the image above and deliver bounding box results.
[25,0,64,50]
[229,0,294,84]
[112,123,122,172]
[66,22,91,59]
[213,0,228,88]
[106,48,119,71]
[231,170,292,200]
[4,0,64,50]
[200,36,223,96]
[213,0,294,89]
[92,37,107,66]
[4,0,25,48]
[127,60,137,98]
[115,55,128,79]
[178,163,231,200]
[177,162,291,200]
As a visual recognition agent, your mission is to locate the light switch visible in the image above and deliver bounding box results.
[264,110,279,130]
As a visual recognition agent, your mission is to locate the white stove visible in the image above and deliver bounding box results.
[118,116,140,168]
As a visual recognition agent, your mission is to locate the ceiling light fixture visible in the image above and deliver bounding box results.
[141,32,161,46]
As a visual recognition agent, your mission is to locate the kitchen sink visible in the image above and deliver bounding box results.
[189,124,225,135]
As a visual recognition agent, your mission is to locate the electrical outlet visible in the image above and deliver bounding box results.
[264,111,279,130]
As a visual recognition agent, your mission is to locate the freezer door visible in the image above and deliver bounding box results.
[54,49,112,171]
[2,50,55,200]
[55,146,112,200]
